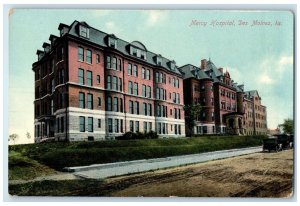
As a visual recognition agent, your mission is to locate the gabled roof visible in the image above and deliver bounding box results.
[178,64,211,80]
[244,90,260,99]
[66,20,182,75]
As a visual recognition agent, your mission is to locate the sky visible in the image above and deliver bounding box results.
[8,9,294,144]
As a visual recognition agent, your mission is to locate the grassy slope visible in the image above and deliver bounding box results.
[9,135,267,170]
[9,151,58,180]
[9,180,108,196]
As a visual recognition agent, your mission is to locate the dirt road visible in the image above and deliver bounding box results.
[104,150,293,197]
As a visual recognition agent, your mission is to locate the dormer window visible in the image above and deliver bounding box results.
[141,51,146,59]
[155,55,162,66]
[108,37,117,48]
[132,47,137,56]
[169,61,176,71]
[79,25,89,38]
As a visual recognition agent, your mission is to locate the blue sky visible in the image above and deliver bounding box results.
[9,9,294,144]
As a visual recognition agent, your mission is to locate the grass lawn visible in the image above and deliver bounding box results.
[9,135,267,171]
[9,151,58,181]
[9,179,108,196]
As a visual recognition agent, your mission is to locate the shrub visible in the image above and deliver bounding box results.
[145,131,159,139]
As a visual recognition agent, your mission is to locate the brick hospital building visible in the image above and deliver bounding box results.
[33,20,267,142]
[33,21,185,142]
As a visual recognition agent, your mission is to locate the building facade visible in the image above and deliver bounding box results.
[179,59,267,136]
[33,21,185,142]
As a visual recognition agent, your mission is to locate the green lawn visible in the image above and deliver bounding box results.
[9,179,107,196]
[9,135,267,171]
[9,151,58,181]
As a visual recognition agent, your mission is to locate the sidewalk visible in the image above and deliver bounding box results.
[66,146,262,179]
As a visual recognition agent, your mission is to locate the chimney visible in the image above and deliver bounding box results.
[218,67,224,74]
[58,23,70,37]
[42,43,50,53]
[200,59,207,70]
[36,50,44,61]
[49,34,58,48]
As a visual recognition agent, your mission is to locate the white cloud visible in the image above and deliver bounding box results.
[258,72,274,84]
[255,55,293,85]
[279,56,293,66]
[104,21,120,34]
[144,10,168,27]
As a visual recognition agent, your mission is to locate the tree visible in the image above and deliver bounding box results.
[184,104,202,137]
[26,132,31,140]
[9,134,19,145]
[282,118,294,134]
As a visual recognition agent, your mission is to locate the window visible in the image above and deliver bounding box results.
[57,47,64,61]
[96,54,100,63]
[112,57,117,70]
[129,101,133,114]
[155,72,159,83]
[113,97,118,112]
[134,83,138,95]
[108,118,113,133]
[120,98,123,112]
[78,69,84,85]
[61,117,64,133]
[148,103,152,116]
[79,92,85,108]
[51,99,54,115]
[79,25,89,38]
[135,121,139,132]
[146,69,150,80]
[149,122,152,131]
[87,93,93,109]
[142,67,145,79]
[108,37,117,48]
[60,68,65,84]
[156,56,162,65]
[128,81,133,94]
[106,56,111,69]
[118,59,122,71]
[143,122,147,132]
[107,97,112,111]
[88,117,93,132]
[114,119,119,133]
[86,49,92,64]
[79,116,85,132]
[142,85,146,97]
[112,76,117,90]
[78,47,84,61]
[98,97,101,106]
[143,103,147,115]
[147,86,151,98]
[134,101,139,115]
[118,78,122,91]
[97,75,100,84]
[133,65,138,77]
[87,71,92,86]
[141,50,146,59]
[130,120,134,132]
[107,75,111,89]
[128,63,132,75]
[120,119,124,133]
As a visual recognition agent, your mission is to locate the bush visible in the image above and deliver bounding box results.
[116,131,158,140]
[145,131,159,139]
